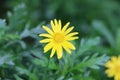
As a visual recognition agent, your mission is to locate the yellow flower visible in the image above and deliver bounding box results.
[105,56,120,80]
[39,19,78,59]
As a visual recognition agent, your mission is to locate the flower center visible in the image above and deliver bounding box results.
[54,33,64,43]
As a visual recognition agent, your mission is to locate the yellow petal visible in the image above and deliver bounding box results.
[50,20,56,32]
[66,32,78,37]
[42,26,54,35]
[66,37,79,41]
[50,46,56,58]
[62,41,75,54]
[105,61,114,68]
[111,56,118,63]
[118,56,120,61]
[62,43,71,54]
[51,19,61,32]
[105,69,114,77]
[64,26,74,35]
[40,39,52,43]
[62,22,70,32]
[54,19,58,25]
[39,33,52,38]
[58,20,62,30]
[64,41,76,50]
[56,44,63,59]
[44,42,54,53]
[114,75,120,80]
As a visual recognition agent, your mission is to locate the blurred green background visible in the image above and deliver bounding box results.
[0,0,120,80]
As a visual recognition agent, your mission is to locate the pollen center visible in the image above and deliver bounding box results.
[54,33,64,43]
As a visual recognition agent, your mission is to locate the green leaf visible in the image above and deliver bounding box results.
[92,20,114,47]
[16,67,29,75]
[8,3,27,31]
[14,75,23,80]
[70,54,109,71]
[77,37,100,56]
[0,54,14,66]
[33,58,58,70]
[72,75,95,80]
[115,28,120,53]
[0,19,6,27]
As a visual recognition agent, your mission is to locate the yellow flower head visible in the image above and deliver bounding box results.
[105,56,120,80]
[39,19,78,59]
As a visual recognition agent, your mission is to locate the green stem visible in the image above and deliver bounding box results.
[43,57,50,80]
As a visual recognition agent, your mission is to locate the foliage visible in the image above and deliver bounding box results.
[0,0,120,80]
